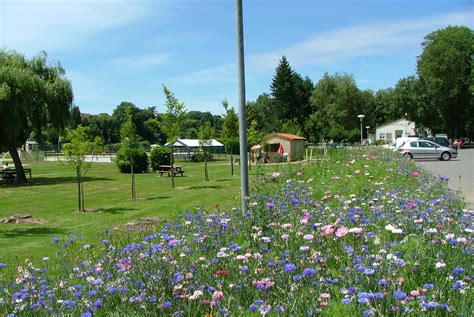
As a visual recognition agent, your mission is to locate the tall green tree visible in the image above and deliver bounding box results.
[270,56,314,137]
[220,99,239,175]
[271,56,296,122]
[417,26,474,137]
[161,85,187,188]
[63,126,102,212]
[308,73,363,142]
[0,50,73,183]
[120,113,140,199]
[199,123,215,182]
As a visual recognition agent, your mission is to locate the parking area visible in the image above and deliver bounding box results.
[416,147,474,207]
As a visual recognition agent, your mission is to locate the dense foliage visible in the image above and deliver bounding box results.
[115,147,148,174]
[0,150,471,316]
[0,50,73,182]
[149,146,171,171]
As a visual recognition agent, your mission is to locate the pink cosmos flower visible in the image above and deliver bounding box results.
[335,227,349,238]
[271,172,282,178]
[410,171,421,177]
[410,290,420,297]
[213,291,224,301]
[281,234,289,240]
[321,226,335,237]
[354,169,361,175]
[303,234,314,241]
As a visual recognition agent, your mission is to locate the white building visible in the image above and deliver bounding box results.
[376,118,416,141]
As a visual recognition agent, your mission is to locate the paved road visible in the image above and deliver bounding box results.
[416,148,474,207]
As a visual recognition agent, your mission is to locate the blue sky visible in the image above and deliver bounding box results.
[1,0,472,115]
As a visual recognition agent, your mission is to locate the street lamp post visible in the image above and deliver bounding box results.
[366,126,370,145]
[357,114,365,146]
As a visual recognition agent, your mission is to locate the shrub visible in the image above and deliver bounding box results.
[115,146,148,173]
[149,146,171,171]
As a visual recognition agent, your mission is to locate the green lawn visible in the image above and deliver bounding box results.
[0,159,250,265]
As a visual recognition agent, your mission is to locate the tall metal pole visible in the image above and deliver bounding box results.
[235,0,249,213]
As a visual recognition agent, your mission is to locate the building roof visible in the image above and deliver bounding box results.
[263,133,306,141]
[377,118,414,129]
[166,139,224,148]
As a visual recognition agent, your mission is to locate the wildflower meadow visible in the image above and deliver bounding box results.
[0,149,472,316]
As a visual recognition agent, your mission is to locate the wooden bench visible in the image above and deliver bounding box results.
[1,168,32,183]
[157,165,185,177]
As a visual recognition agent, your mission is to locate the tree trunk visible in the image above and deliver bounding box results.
[170,146,175,188]
[204,149,209,182]
[131,158,136,199]
[76,166,83,211]
[8,147,27,184]
[230,151,234,176]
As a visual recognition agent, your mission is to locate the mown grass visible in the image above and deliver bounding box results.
[0,158,249,265]
[1,148,471,316]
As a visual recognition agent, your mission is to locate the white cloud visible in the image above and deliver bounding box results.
[110,53,170,69]
[0,0,155,54]
[170,64,236,85]
[248,11,474,69]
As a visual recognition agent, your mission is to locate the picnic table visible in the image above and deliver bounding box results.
[157,165,185,177]
[1,168,32,183]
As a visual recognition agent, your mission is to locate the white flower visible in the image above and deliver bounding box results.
[435,262,446,269]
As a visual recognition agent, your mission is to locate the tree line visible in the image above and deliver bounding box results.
[1,26,472,184]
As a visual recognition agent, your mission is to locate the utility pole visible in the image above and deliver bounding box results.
[235,0,249,213]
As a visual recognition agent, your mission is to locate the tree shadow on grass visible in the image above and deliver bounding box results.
[215,179,233,182]
[145,196,171,201]
[3,176,112,187]
[0,226,67,239]
[184,185,223,190]
[95,207,138,214]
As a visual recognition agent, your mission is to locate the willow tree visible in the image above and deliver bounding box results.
[0,50,73,183]
[161,85,187,188]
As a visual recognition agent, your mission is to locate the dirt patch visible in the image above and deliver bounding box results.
[114,217,163,231]
[1,214,46,224]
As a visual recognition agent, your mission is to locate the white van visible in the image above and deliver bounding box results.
[391,137,419,151]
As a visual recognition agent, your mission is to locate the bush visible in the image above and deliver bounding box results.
[191,151,213,162]
[149,146,171,171]
[115,146,148,173]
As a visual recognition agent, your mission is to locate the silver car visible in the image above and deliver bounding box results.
[398,140,458,161]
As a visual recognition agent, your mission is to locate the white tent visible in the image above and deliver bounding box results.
[166,139,224,149]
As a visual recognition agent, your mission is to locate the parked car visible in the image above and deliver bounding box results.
[398,140,457,161]
[461,137,470,145]
[453,138,464,149]
[391,137,419,151]
[423,136,450,148]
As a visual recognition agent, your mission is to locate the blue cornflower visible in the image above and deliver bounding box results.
[249,303,258,311]
[363,268,375,275]
[92,278,103,286]
[302,268,316,276]
[452,281,462,291]
[452,267,465,275]
[94,299,103,308]
[378,279,388,286]
[393,290,406,300]
[88,290,98,297]
[240,265,249,271]
[52,237,60,243]
[358,298,369,305]
[284,263,297,273]
[293,275,302,281]
[0,263,6,268]
[423,302,439,309]
[341,298,352,304]
[82,312,92,317]
[423,283,434,289]
[162,301,172,309]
